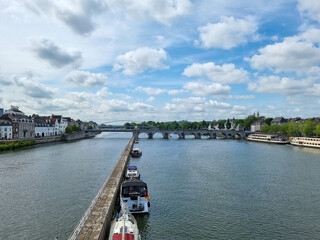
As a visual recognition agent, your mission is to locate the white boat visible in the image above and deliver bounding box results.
[247,134,289,144]
[131,148,142,158]
[290,136,320,148]
[125,166,140,180]
[120,179,150,214]
[108,208,141,240]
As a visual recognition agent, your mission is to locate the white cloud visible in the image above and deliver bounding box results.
[134,86,166,95]
[147,97,155,102]
[11,75,58,99]
[198,16,258,49]
[106,0,193,25]
[164,97,206,113]
[172,96,205,104]
[55,0,107,35]
[29,38,82,68]
[297,0,320,24]
[248,75,315,95]
[100,99,153,114]
[206,100,231,108]
[183,81,230,96]
[294,108,301,113]
[96,87,109,98]
[183,62,249,84]
[228,95,255,100]
[249,28,320,73]
[114,47,169,75]
[162,97,251,120]
[64,70,107,87]
[168,89,186,95]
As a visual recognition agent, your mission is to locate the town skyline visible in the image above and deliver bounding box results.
[1,0,320,122]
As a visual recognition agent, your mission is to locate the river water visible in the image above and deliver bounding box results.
[1,133,320,239]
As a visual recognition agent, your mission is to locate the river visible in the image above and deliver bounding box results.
[1,133,320,239]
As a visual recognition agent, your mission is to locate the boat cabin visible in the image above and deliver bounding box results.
[125,166,140,180]
[122,180,147,199]
[121,180,150,214]
[131,148,142,158]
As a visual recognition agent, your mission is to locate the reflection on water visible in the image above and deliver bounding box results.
[291,145,320,154]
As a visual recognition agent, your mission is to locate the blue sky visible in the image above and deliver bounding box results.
[0,0,320,123]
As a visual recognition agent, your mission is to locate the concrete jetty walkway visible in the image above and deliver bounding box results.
[68,136,135,240]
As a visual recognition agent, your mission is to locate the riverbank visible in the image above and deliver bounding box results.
[0,131,99,152]
[0,140,35,151]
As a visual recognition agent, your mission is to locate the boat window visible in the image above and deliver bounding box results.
[140,187,146,196]
[122,187,130,197]
[129,186,139,192]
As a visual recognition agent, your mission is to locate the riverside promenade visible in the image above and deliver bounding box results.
[68,136,135,240]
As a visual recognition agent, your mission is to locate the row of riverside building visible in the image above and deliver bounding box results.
[0,106,98,140]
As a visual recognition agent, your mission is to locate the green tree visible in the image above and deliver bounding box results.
[301,120,316,136]
[243,115,259,130]
[314,123,320,136]
[211,120,217,129]
[65,126,72,134]
[87,125,93,129]
[269,124,280,134]
[235,119,244,128]
[172,121,180,129]
[279,123,289,135]
[265,118,273,125]
[287,122,302,136]
[191,121,199,130]
[181,121,190,130]
[200,120,208,129]
[226,118,231,129]
[218,119,225,129]
[261,124,270,133]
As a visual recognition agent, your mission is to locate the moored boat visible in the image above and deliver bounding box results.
[108,208,141,240]
[131,148,142,158]
[290,136,320,148]
[120,179,150,214]
[247,134,289,144]
[125,166,140,180]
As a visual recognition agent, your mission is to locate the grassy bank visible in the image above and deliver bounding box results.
[0,140,35,151]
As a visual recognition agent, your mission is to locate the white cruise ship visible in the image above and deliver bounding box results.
[247,134,289,144]
[290,137,320,148]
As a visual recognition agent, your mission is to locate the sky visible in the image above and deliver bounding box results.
[1,0,320,123]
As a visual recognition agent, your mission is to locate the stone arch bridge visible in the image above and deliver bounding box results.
[136,129,244,139]
[87,128,245,139]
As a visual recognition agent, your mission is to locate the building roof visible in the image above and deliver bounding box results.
[251,118,265,125]
[271,117,286,124]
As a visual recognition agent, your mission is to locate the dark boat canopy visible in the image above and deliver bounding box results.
[128,165,137,170]
[122,180,147,188]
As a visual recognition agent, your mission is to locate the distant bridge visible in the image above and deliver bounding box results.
[86,127,245,139]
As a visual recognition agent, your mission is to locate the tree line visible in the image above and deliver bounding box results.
[124,120,210,130]
[261,120,320,137]
[124,116,320,137]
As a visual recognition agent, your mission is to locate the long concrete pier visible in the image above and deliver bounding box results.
[68,136,135,240]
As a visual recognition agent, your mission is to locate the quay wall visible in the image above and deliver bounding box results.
[61,131,97,141]
[68,136,135,240]
[34,136,61,144]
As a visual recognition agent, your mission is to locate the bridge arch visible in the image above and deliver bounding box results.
[168,131,184,139]
[185,132,196,139]
[233,132,243,139]
[201,131,213,139]
[216,132,227,139]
